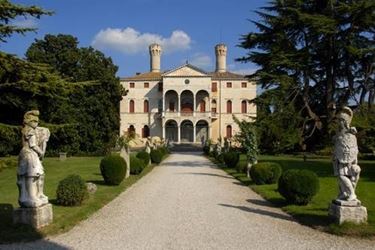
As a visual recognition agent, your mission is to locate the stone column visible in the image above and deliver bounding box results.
[193,125,196,143]
[162,123,165,140]
[177,125,181,143]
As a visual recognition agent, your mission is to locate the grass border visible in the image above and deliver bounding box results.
[206,155,375,238]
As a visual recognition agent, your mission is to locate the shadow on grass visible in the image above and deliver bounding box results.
[292,213,333,229]
[247,198,287,208]
[0,203,68,247]
[219,203,295,222]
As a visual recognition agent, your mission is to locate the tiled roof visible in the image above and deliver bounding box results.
[121,70,248,81]
[121,72,162,81]
[210,71,247,80]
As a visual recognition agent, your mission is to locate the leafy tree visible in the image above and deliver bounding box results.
[233,115,259,177]
[238,0,375,151]
[26,34,125,154]
[0,0,52,42]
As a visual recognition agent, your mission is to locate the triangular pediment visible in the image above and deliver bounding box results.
[163,64,208,77]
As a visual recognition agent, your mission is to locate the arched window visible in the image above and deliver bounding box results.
[226,100,232,113]
[144,100,149,113]
[129,100,135,113]
[226,125,232,138]
[128,125,135,134]
[142,125,150,138]
[241,100,247,113]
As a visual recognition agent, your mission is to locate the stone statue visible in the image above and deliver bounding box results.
[145,137,152,153]
[17,110,50,208]
[332,107,361,202]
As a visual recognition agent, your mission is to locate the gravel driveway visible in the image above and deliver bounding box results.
[2,152,374,249]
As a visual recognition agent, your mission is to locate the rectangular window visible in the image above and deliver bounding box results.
[241,82,247,88]
[129,82,135,88]
[144,82,149,88]
[211,82,217,92]
[226,82,232,88]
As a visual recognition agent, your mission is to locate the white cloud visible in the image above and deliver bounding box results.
[92,27,191,54]
[189,53,212,69]
[11,17,38,29]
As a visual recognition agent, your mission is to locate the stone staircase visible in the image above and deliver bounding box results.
[169,143,203,152]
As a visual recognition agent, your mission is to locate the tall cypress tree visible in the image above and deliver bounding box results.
[238,0,375,150]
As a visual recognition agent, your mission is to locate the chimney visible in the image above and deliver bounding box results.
[149,43,162,73]
[215,44,227,73]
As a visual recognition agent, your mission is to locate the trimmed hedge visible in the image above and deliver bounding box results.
[150,149,162,164]
[278,169,320,205]
[223,151,240,168]
[136,151,150,166]
[100,155,127,185]
[0,123,21,156]
[56,174,88,206]
[130,155,145,175]
[250,162,282,185]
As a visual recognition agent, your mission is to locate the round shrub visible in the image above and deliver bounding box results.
[278,169,320,205]
[159,147,168,156]
[223,151,240,168]
[136,151,150,166]
[150,149,162,164]
[100,155,127,185]
[203,145,210,155]
[250,162,282,185]
[130,155,145,175]
[56,174,88,206]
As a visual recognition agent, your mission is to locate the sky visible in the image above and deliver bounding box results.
[2,0,268,77]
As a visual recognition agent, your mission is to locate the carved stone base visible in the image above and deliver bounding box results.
[13,203,53,228]
[329,201,367,225]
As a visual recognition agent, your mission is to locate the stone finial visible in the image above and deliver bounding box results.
[149,43,162,73]
[215,44,227,73]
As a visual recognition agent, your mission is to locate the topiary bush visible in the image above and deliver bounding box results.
[223,151,240,168]
[136,151,150,166]
[100,155,127,185]
[250,162,282,185]
[150,149,162,164]
[203,145,210,155]
[158,146,168,157]
[56,174,88,206]
[130,155,145,175]
[278,169,320,205]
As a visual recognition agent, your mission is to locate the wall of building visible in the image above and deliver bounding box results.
[120,80,162,137]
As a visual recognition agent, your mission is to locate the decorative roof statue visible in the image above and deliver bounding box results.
[332,106,360,202]
[17,110,50,207]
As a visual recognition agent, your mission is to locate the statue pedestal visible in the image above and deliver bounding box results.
[13,203,53,229]
[329,200,367,224]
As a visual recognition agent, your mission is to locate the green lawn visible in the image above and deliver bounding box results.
[0,156,156,244]
[218,154,375,237]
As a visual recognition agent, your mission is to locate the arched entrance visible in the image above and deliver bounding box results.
[196,120,208,144]
[180,120,193,142]
[180,90,194,114]
[165,120,178,142]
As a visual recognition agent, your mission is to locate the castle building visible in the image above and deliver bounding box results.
[119,43,256,144]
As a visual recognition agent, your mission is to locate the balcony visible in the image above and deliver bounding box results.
[162,111,212,119]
